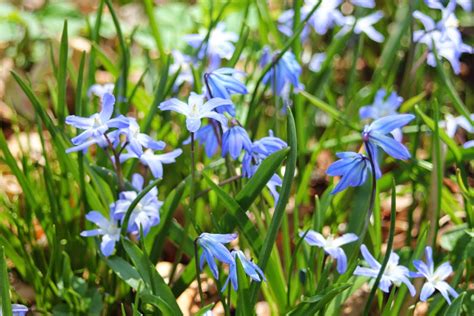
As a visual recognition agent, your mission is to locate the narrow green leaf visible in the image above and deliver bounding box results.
[443,292,465,316]
[106,256,142,290]
[57,20,69,125]
[143,0,165,58]
[0,247,12,316]
[122,239,182,315]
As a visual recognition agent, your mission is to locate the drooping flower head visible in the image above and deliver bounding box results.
[223,250,266,291]
[326,152,380,194]
[184,22,238,69]
[222,124,252,160]
[197,232,238,278]
[65,93,129,152]
[354,245,416,296]
[261,48,303,97]
[410,246,459,304]
[362,114,415,160]
[189,124,220,158]
[119,148,182,179]
[159,93,231,133]
[80,209,121,257]
[300,230,358,273]
[113,173,162,237]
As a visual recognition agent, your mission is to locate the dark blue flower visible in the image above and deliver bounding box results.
[223,250,266,291]
[261,48,303,96]
[222,125,252,160]
[326,152,380,194]
[204,68,247,116]
[192,124,220,158]
[197,232,238,278]
[362,114,415,160]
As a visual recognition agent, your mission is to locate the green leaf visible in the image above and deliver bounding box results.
[122,239,182,315]
[0,247,12,316]
[286,283,351,315]
[106,256,143,290]
[443,292,466,316]
[57,20,68,125]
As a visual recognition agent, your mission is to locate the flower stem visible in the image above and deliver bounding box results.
[104,134,125,193]
[361,142,377,240]
[194,238,205,307]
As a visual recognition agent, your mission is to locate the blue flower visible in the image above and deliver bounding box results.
[223,250,266,291]
[65,129,120,154]
[440,113,474,138]
[326,152,380,194]
[360,90,403,121]
[410,246,459,304]
[413,7,472,74]
[80,209,121,257]
[120,148,182,179]
[65,93,128,151]
[354,245,416,296]
[425,0,471,12]
[242,131,287,203]
[362,114,415,160]
[10,304,28,316]
[113,173,162,237]
[222,125,252,160]
[159,93,231,133]
[184,23,238,69]
[261,48,303,96]
[308,53,326,73]
[190,124,220,158]
[338,11,385,43]
[120,118,166,156]
[300,230,358,273]
[170,50,194,90]
[204,68,247,116]
[87,83,114,99]
[197,232,238,278]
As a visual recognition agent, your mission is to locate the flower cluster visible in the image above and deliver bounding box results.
[413,1,473,74]
[196,233,265,291]
[66,93,181,256]
[354,246,458,304]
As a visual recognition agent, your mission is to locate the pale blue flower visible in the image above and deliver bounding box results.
[65,93,129,151]
[464,140,474,148]
[326,152,381,194]
[80,209,121,257]
[184,23,238,69]
[87,83,114,98]
[354,245,416,296]
[351,0,375,7]
[223,250,266,291]
[410,246,458,304]
[338,11,385,43]
[360,89,404,142]
[362,114,415,160]
[222,125,252,160]
[159,93,230,133]
[440,113,474,137]
[308,53,326,73]
[197,232,238,278]
[170,50,194,89]
[120,148,182,179]
[113,173,162,237]
[425,0,472,12]
[300,231,358,273]
[261,48,303,96]
[413,7,472,74]
[65,130,120,154]
[120,118,166,156]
